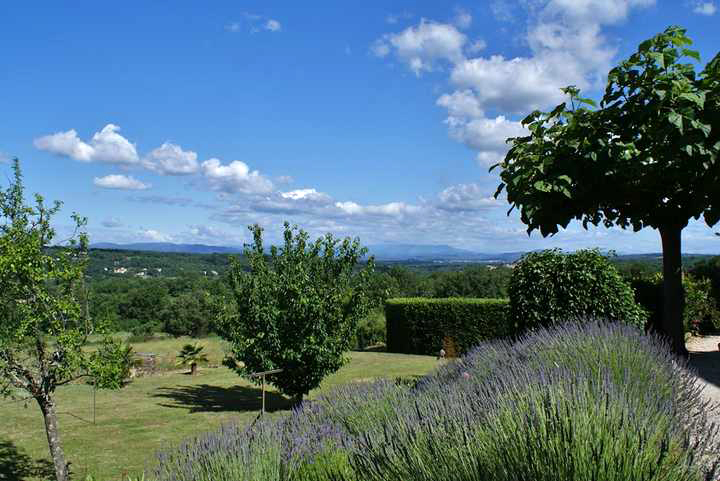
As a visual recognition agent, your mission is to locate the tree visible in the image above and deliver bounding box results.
[493,26,720,356]
[220,222,375,404]
[0,159,129,481]
[176,343,208,375]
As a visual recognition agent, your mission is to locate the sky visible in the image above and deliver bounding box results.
[1,0,719,254]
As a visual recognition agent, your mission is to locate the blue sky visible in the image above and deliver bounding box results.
[1,0,719,253]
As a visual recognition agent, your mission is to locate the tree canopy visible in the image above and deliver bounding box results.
[493,26,720,355]
[220,222,375,402]
[0,159,129,481]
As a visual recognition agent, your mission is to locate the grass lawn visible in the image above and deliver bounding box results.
[0,338,439,481]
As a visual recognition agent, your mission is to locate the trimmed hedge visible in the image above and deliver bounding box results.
[385,297,510,355]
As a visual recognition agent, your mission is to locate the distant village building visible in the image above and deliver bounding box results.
[113,267,128,274]
[211,270,219,276]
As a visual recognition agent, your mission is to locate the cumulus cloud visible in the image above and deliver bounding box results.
[201,158,274,195]
[437,183,499,211]
[372,19,467,75]
[692,1,717,14]
[375,1,654,164]
[334,201,422,217]
[94,174,150,190]
[446,114,527,166]
[35,124,139,165]
[142,142,199,175]
[280,188,332,202]
[139,229,173,242]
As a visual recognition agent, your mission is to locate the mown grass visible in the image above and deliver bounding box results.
[0,336,438,481]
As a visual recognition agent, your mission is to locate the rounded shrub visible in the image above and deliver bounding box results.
[509,249,646,331]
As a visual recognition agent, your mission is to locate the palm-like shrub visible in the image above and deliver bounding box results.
[176,343,208,375]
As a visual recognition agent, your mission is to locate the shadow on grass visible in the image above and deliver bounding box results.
[153,384,292,413]
[690,349,720,390]
[0,440,55,481]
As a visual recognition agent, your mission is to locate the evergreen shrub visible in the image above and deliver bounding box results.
[509,249,646,331]
[385,297,510,355]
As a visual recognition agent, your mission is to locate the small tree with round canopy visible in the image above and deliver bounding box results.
[493,26,720,356]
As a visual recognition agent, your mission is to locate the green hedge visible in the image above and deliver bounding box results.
[385,297,511,355]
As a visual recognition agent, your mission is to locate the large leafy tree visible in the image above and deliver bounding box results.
[0,160,129,481]
[221,222,375,404]
[493,26,720,356]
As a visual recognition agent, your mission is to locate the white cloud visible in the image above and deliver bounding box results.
[334,201,422,217]
[201,158,273,195]
[265,19,282,31]
[446,114,527,166]
[437,183,499,211]
[692,1,717,15]
[142,142,199,175]
[544,0,655,24]
[372,19,467,75]
[280,188,332,203]
[139,229,173,242]
[436,90,485,119]
[93,174,150,190]
[374,1,653,163]
[225,22,241,32]
[35,124,139,165]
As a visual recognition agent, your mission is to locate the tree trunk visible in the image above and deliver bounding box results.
[292,393,304,407]
[37,395,69,481]
[190,362,197,375]
[659,225,689,358]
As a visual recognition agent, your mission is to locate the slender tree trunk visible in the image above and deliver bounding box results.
[37,395,69,481]
[190,362,197,375]
[659,225,689,358]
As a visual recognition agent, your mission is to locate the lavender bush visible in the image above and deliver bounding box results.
[153,322,719,481]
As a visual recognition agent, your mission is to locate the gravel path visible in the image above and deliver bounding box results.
[687,335,720,431]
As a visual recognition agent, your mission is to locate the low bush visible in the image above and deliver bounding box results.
[384,297,511,355]
[153,321,718,481]
[509,249,647,331]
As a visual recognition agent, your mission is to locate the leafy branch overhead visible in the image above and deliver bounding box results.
[493,26,720,237]
[491,26,719,357]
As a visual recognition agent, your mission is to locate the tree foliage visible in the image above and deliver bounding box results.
[493,26,720,355]
[509,249,646,332]
[0,159,129,481]
[220,222,375,401]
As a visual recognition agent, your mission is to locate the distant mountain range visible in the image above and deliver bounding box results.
[90,242,526,262]
[91,242,244,255]
[89,242,714,263]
